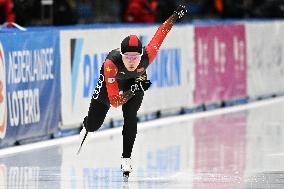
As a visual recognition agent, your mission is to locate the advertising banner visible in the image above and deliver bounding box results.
[0,31,60,147]
[60,26,193,128]
[246,22,284,99]
[194,24,247,104]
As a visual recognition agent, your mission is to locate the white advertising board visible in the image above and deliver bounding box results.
[246,21,284,99]
[60,25,194,128]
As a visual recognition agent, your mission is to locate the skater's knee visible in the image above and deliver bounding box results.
[84,116,103,132]
[122,126,137,136]
[123,113,138,124]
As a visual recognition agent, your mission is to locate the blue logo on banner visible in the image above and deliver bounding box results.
[70,38,84,108]
[83,53,107,98]
[148,48,181,87]
[70,39,107,108]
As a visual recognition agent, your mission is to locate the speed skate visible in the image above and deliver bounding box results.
[121,157,132,182]
[123,171,130,182]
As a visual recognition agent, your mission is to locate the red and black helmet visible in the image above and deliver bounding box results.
[121,35,142,54]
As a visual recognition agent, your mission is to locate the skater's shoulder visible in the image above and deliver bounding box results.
[108,48,121,58]
[106,48,122,63]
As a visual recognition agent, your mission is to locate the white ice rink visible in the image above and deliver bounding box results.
[1,97,284,189]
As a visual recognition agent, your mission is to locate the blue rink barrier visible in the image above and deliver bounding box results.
[0,30,61,148]
[223,97,249,107]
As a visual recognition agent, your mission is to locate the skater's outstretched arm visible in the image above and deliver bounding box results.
[145,5,187,64]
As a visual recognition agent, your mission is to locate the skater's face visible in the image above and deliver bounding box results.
[121,52,142,71]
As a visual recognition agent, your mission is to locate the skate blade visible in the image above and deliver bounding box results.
[123,172,129,182]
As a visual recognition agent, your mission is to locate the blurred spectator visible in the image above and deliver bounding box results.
[80,0,120,23]
[214,0,245,18]
[123,0,158,23]
[13,0,39,26]
[251,0,284,18]
[213,0,284,19]
[203,0,219,17]
[215,0,223,14]
[7,0,284,27]
[77,0,94,23]
[120,0,128,20]
[53,0,78,26]
[156,0,177,22]
[0,0,15,26]
[189,0,219,19]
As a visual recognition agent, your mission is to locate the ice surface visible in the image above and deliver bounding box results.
[1,98,284,189]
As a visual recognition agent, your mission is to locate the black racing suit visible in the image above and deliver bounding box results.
[84,12,179,158]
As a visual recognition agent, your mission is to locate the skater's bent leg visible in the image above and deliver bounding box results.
[122,92,144,158]
[84,98,110,132]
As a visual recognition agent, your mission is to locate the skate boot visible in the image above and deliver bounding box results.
[121,157,132,182]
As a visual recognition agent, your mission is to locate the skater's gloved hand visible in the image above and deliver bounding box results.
[174,5,187,19]
[130,80,152,94]
[135,74,147,82]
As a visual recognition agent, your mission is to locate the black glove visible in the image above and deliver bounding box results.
[174,5,188,19]
[130,80,152,94]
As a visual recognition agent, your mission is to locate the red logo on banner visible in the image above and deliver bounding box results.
[0,81,3,103]
[194,24,247,104]
[0,43,7,139]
